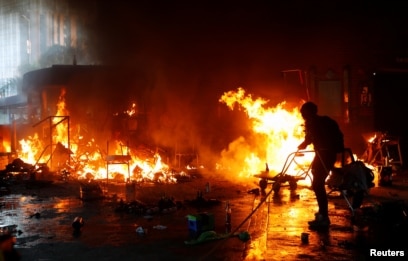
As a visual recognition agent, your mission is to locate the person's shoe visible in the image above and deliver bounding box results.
[308,214,330,228]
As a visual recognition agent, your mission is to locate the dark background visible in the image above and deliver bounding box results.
[89,1,408,70]
[63,0,408,166]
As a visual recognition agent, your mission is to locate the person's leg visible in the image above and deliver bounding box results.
[352,190,364,209]
[309,153,335,227]
[312,174,329,218]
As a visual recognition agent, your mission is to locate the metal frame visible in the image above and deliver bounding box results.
[105,141,131,183]
[32,115,70,170]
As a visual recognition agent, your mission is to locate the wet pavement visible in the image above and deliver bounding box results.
[244,172,408,261]
[2,169,408,260]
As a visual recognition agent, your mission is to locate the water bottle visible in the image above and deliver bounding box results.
[225,201,232,233]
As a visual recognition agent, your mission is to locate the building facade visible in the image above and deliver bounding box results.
[0,0,96,123]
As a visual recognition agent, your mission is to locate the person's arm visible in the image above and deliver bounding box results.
[298,139,310,150]
[298,129,312,150]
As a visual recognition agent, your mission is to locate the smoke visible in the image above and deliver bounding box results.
[50,1,406,175]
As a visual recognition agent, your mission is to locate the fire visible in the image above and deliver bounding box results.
[125,103,138,116]
[19,133,43,164]
[16,88,173,182]
[53,87,70,146]
[218,87,313,180]
[15,86,311,184]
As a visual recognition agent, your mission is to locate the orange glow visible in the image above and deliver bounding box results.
[16,88,172,182]
[218,87,313,180]
[53,88,69,147]
[126,103,138,116]
[15,86,312,185]
[368,134,377,144]
[19,133,42,164]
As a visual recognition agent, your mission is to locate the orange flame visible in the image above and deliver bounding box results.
[16,88,172,182]
[218,87,312,180]
[16,86,312,184]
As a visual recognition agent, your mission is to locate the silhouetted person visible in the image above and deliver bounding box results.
[298,102,344,229]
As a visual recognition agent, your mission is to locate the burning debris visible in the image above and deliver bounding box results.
[0,158,51,186]
[1,158,36,179]
[9,82,315,190]
[8,140,196,185]
[9,87,193,185]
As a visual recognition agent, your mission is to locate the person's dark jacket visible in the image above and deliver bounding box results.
[302,115,344,153]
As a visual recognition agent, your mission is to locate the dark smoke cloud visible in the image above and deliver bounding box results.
[68,1,408,168]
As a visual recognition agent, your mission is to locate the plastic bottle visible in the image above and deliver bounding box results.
[225,201,232,233]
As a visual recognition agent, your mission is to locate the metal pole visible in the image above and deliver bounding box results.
[67,116,70,166]
[49,117,52,169]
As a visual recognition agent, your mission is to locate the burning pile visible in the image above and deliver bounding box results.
[9,86,312,184]
[13,88,178,183]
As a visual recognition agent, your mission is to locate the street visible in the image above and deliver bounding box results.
[1,169,407,260]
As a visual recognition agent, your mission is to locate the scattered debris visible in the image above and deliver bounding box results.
[158,195,176,212]
[143,215,153,221]
[115,198,147,215]
[153,225,167,230]
[185,192,221,208]
[72,216,84,231]
[79,182,104,200]
[29,212,41,219]
[135,226,147,236]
